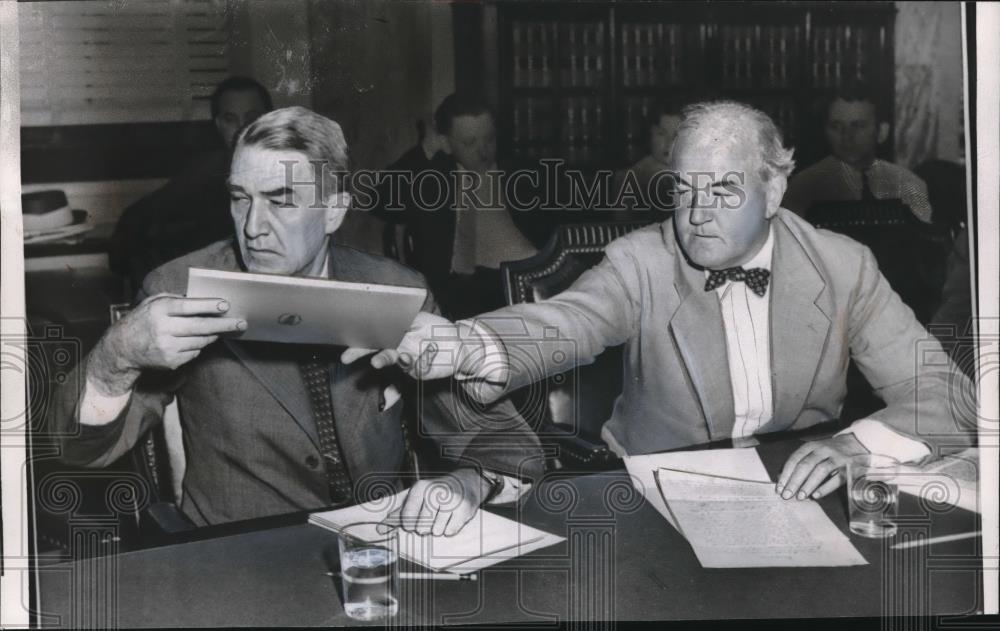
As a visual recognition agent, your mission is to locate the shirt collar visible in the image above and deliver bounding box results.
[743,223,775,272]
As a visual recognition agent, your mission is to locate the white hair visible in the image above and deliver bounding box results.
[677,100,796,181]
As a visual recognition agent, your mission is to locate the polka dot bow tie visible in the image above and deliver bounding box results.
[704,267,771,297]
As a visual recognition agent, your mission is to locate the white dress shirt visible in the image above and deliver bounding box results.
[708,225,930,462]
[450,163,538,274]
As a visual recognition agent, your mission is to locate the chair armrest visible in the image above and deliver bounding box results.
[540,423,622,471]
[143,502,196,535]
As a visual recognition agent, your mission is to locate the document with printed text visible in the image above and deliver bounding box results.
[655,468,867,568]
[623,447,772,530]
[309,490,564,574]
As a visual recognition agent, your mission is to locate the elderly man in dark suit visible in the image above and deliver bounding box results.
[54,107,542,532]
[356,100,975,502]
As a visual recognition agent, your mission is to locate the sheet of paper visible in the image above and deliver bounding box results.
[894,448,980,513]
[308,491,564,574]
[623,448,771,530]
[655,468,867,568]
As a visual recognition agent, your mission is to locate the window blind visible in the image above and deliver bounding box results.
[19,0,231,126]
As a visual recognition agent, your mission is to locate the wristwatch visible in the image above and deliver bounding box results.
[479,469,505,504]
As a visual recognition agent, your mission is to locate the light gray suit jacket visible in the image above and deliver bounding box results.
[54,241,543,526]
[473,209,976,457]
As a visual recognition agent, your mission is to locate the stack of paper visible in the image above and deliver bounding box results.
[309,491,564,574]
[625,449,867,568]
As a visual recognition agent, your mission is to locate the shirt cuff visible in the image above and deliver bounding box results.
[486,473,532,505]
[838,419,932,464]
[456,318,510,402]
[79,378,132,426]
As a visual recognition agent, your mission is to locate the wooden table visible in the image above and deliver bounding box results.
[35,440,983,627]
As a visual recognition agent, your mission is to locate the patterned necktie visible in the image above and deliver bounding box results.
[860,170,876,201]
[704,266,771,297]
[299,350,354,505]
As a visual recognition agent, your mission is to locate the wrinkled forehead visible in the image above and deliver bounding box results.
[229,146,317,192]
[672,124,760,175]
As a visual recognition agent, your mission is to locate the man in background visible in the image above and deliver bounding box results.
[110,76,273,290]
[783,83,932,223]
[612,99,682,221]
[374,93,554,319]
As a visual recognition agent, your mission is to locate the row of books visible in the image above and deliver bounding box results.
[511,21,609,88]
[811,25,871,88]
[619,22,683,87]
[512,96,605,143]
[509,94,798,166]
[510,20,873,90]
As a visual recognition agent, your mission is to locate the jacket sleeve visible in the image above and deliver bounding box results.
[847,245,977,456]
[465,239,641,404]
[52,286,184,468]
[411,282,546,484]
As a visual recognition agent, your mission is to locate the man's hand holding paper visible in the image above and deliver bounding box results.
[86,294,247,401]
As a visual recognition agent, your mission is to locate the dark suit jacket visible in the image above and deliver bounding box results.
[372,145,555,315]
[471,209,976,457]
[54,241,543,526]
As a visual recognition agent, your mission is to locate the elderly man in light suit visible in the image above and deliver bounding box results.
[54,106,542,531]
[354,100,975,501]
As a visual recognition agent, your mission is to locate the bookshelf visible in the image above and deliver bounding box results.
[489,1,896,172]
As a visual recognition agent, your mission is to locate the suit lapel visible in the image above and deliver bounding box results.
[219,243,401,471]
[224,339,320,450]
[666,225,736,441]
[764,217,832,432]
[215,242,330,450]
[327,244,387,477]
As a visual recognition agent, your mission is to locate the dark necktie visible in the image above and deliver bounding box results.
[860,170,876,201]
[299,350,354,505]
[704,266,770,297]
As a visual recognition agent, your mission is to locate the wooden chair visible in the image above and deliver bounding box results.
[500,219,659,471]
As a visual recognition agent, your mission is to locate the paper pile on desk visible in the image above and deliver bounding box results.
[625,449,867,568]
[309,490,564,574]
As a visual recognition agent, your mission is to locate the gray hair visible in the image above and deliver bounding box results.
[677,100,796,181]
[235,106,350,197]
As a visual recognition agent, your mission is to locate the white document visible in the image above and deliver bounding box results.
[894,448,980,514]
[308,491,564,574]
[655,468,867,568]
[623,448,771,530]
[186,267,427,348]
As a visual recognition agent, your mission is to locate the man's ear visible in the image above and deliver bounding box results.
[877,122,890,144]
[764,174,787,219]
[324,191,352,234]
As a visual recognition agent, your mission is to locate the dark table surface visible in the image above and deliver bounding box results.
[35,440,983,627]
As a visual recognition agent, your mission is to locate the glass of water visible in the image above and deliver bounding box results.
[846,454,900,538]
[337,522,399,621]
